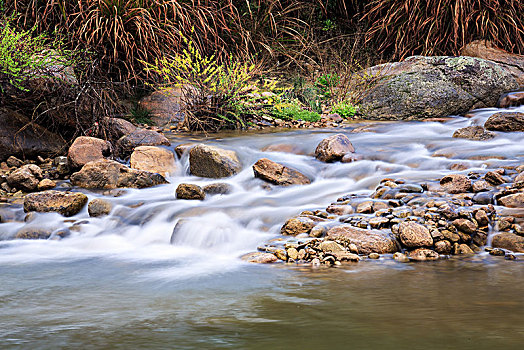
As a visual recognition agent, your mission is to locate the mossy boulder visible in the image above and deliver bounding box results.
[360,56,519,120]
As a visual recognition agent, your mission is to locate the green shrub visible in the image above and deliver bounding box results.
[271,101,321,122]
[145,36,262,131]
[331,101,357,119]
[0,19,66,91]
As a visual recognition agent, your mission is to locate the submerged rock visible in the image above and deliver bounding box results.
[189,144,242,178]
[253,158,310,186]
[67,136,112,169]
[452,126,495,140]
[203,183,233,195]
[15,227,53,240]
[70,159,167,189]
[315,134,355,162]
[88,198,112,217]
[24,190,88,217]
[408,248,439,261]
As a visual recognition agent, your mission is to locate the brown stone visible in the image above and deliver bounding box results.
[261,144,305,155]
[399,221,433,248]
[138,87,185,126]
[452,126,495,140]
[37,179,56,191]
[7,164,43,192]
[68,136,112,169]
[514,172,524,184]
[71,159,167,189]
[440,174,472,194]
[498,91,524,108]
[452,218,478,235]
[484,171,505,185]
[203,183,233,195]
[241,252,278,264]
[484,112,524,132]
[315,134,355,162]
[189,144,241,178]
[24,190,88,217]
[498,193,524,208]
[492,233,524,253]
[281,216,316,236]
[130,146,176,176]
[434,240,452,254]
[326,225,399,254]
[176,183,205,200]
[253,158,310,186]
[88,198,112,217]
[408,248,439,261]
[117,129,170,157]
[174,143,196,158]
[104,118,137,139]
[326,204,354,215]
[472,180,491,192]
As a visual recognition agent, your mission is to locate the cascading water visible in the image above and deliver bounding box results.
[0,105,523,349]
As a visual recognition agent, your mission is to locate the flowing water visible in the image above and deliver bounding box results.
[1,106,524,349]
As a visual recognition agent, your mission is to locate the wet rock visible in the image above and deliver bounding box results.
[24,190,88,217]
[88,198,112,217]
[319,240,344,253]
[360,56,518,120]
[452,218,477,235]
[71,159,168,189]
[434,240,452,254]
[116,129,170,157]
[189,144,242,178]
[7,164,43,192]
[484,112,524,132]
[104,118,137,139]
[399,221,433,248]
[393,252,409,262]
[315,134,355,162]
[408,248,439,261]
[341,154,362,163]
[326,225,399,254]
[489,248,506,256]
[203,183,233,195]
[484,171,505,185]
[68,136,113,168]
[309,225,327,238]
[452,126,495,140]
[174,143,196,158]
[281,216,316,236]
[129,146,176,176]
[492,233,524,253]
[252,158,310,186]
[326,204,353,215]
[176,183,205,200]
[454,243,475,255]
[37,179,56,191]
[356,201,373,213]
[241,252,278,264]
[15,227,52,240]
[54,156,70,175]
[368,253,380,259]
[472,180,491,192]
[472,192,494,204]
[498,91,524,108]
[440,174,472,194]
[498,193,524,208]
[287,248,299,260]
[261,143,304,155]
[515,172,524,183]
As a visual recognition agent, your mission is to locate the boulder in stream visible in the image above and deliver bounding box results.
[452,126,495,140]
[68,136,113,169]
[440,174,472,194]
[189,144,242,178]
[399,221,433,248]
[70,159,168,189]
[24,190,88,217]
[491,233,524,253]
[176,183,205,200]
[130,146,176,176]
[315,134,355,162]
[253,158,310,186]
[484,112,524,132]
[88,198,112,217]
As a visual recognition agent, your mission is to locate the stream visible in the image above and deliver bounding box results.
[1,106,523,349]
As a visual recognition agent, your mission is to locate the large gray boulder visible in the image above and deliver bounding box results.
[360,56,519,120]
